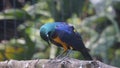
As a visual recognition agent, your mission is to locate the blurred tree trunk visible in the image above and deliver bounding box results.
[0,58,117,68]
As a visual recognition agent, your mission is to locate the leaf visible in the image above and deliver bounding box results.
[24,2,51,17]
[0,9,32,20]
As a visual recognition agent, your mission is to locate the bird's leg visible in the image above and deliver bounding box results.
[58,46,73,62]
[60,50,72,60]
[56,46,73,59]
[52,50,72,63]
[65,50,72,57]
[55,50,67,59]
[64,46,73,58]
[49,50,67,63]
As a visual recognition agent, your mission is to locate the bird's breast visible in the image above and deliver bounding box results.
[53,36,68,51]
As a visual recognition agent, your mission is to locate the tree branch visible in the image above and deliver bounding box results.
[0,58,117,68]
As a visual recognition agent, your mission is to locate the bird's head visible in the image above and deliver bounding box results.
[40,23,57,45]
[40,22,69,45]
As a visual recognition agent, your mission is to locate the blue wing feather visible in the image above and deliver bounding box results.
[55,24,86,50]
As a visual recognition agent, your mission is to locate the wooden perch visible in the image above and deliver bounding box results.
[0,58,117,68]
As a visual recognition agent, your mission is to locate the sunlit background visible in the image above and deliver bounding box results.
[0,0,120,67]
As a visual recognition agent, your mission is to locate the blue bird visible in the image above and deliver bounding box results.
[40,22,92,60]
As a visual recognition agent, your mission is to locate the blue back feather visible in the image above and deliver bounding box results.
[54,23,85,50]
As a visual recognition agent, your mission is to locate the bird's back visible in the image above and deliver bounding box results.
[54,24,92,60]
[55,26,85,50]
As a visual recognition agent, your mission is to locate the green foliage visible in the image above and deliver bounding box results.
[47,0,85,21]
[0,9,32,20]
[0,0,120,67]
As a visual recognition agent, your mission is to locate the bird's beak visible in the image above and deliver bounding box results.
[47,41,50,46]
[47,34,51,46]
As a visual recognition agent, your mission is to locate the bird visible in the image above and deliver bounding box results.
[40,22,92,60]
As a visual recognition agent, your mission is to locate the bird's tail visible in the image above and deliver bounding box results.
[80,48,93,60]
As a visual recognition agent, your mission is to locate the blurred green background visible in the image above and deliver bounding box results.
[0,0,120,67]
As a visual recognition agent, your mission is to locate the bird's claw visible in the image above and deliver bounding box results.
[48,57,72,64]
[48,58,62,63]
[90,60,100,68]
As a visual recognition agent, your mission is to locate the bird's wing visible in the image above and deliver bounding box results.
[55,27,93,60]
[54,24,85,50]
[57,30,85,50]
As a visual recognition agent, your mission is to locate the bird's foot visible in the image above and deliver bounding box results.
[59,57,72,64]
[90,60,100,68]
[48,57,71,63]
[59,56,68,61]
[55,54,64,59]
[57,57,71,63]
[48,58,62,63]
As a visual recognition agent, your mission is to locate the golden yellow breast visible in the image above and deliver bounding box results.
[53,36,68,51]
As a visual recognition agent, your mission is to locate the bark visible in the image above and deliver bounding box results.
[0,58,117,68]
